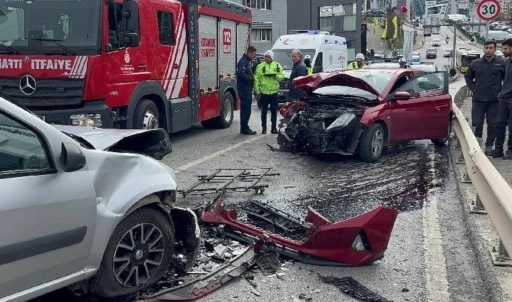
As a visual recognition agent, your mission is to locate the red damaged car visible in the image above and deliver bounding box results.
[277,69,452,162]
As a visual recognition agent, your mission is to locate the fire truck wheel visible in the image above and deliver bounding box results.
[134,99,160,130]
[201,92,234,129]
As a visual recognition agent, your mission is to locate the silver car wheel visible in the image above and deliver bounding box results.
[143,111,159,129]
[371,129,384,156]
[112,223,165,287]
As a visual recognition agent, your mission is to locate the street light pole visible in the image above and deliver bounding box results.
[452,24,457,69]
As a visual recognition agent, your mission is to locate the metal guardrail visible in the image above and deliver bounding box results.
[452,99,512,266]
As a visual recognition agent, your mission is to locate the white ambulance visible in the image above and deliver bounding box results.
[270,30,348,101]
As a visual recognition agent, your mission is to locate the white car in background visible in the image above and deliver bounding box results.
[0,96,200,300]
[432,38,442,46]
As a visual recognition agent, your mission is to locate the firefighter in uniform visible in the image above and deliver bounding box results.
[254,50,285,134]
[348,53,367,69]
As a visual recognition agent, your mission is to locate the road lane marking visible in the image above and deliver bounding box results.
[423,150,450,301]
[175,135,265,173]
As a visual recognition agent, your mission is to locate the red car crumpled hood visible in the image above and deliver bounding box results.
[293,72,381,96]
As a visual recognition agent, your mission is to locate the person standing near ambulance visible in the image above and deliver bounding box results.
[304,55,313,75]
[348,53,367,69]
[288,49,308,101]
[254,50,284,134]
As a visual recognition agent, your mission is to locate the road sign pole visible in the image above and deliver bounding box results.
[486,21,489,41]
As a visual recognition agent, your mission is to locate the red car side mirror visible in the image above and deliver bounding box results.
[393,91,411,100]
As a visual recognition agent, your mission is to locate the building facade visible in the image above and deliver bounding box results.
[286,0,362,61]
[235,0,362,60]
[235,0,288,51]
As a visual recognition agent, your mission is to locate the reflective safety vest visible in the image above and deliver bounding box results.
[253,60,285,95]
[348,61,366,69]
[306,66,313,75]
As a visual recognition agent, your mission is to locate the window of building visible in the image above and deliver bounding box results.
[320,17,333,31]
[157,11,175,45]
[343,15,357,31]
[252,29,272,41]
[319,4,357,32]
[244,0,271,10]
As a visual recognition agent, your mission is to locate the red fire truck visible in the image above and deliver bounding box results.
[0,0,251,132]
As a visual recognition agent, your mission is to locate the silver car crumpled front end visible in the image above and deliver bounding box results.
[53,125,173,160]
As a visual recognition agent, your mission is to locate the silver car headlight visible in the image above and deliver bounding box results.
[325,112,356,132]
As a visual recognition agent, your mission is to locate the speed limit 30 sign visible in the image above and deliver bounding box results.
[476,0,501,21]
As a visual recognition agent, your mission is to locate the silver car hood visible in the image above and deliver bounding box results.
[54,125,172,160]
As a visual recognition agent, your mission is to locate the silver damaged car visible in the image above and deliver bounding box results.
[0,96,200,300]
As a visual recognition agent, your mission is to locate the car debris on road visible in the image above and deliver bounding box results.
[201,191,398,266]
[142,239,276,301]
[142,169,398,300]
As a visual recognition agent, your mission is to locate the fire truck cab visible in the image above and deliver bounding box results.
[0,0,251,132]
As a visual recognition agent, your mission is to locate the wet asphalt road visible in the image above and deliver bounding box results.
[36,33,492,301]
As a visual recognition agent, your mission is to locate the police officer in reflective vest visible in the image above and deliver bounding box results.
[254,50,285,134]
[304,55,313,75]
[348,53,367,69]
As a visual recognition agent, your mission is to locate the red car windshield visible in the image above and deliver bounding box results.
[312,70,394,96]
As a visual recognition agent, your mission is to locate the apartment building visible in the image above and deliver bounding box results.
[235,0,288,51]
[235,0,362,60]
[287,0,362,61]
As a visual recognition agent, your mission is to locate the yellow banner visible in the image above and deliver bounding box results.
[382,19,387,39]
[392,16,398,39]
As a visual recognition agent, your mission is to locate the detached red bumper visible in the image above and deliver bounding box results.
[201,197,398,266]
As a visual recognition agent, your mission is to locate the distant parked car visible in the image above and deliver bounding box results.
[432,38,442,46]
[374,51,386,59]
[444,49,452,57]
[426,48,438,59]
[410,63,439,72]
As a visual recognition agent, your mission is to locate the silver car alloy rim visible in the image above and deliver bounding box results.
[371,129,384,156]
[223,98,232,123]
[112,223,165,287]
[143,110,159,129]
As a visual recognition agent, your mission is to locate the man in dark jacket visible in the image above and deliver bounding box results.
[495,38,512,159]
[464,40,506,155]
[237,45,257,135]
[288,49,308,101]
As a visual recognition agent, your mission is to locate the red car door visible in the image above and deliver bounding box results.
[385,73,428,142]
[415,72,451,139]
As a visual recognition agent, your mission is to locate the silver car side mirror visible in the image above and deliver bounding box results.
[61,142,86,172]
